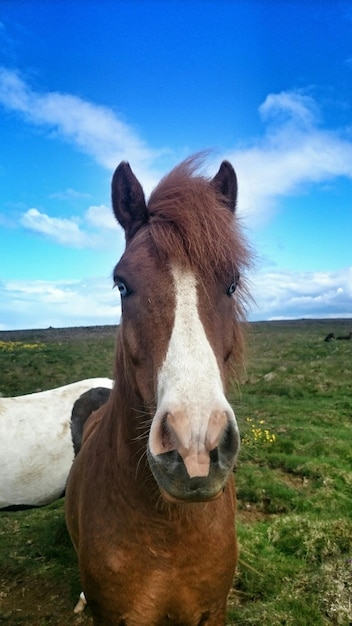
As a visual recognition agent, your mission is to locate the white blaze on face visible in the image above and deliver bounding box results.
[149,266,239,479]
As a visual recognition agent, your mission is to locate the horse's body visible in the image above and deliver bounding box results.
[66,156,250,626]
[336,332,352,340]
[0,378,113,509]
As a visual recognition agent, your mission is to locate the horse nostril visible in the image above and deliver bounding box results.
[209,447,219,463]
[160,414,176,452]
[222,422,239,454]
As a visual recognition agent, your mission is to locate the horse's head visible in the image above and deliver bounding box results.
[111,156,249,503]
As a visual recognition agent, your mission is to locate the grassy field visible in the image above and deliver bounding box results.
[0,320,352,625]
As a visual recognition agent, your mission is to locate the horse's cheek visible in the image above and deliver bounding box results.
[122,289,175,393]
[122,321,140,365]
[202,297,235,384]
[120,316,155,402]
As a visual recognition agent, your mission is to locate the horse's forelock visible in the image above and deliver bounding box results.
[147,156,250,284]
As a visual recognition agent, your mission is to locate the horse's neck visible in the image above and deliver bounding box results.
[110,372,149,439]
[104,381,159,504]
[112,339,155,454]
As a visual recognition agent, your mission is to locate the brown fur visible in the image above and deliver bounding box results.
[66,156,251,625]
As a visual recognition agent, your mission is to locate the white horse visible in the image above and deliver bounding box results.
[0,378,113,509]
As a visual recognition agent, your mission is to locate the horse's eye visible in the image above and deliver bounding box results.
[227,272,240,296]
[115,280,129,298]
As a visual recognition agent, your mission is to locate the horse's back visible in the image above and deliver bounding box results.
[0,378,113,508]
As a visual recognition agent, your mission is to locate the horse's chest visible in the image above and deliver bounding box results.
[84,517,236,626]
[87,566,229,626]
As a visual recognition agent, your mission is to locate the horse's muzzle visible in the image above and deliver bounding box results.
[147,419,240,503]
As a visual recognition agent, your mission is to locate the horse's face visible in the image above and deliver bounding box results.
[112,159,243,503]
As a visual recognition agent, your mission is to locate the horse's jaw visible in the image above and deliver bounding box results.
[159,485,224,505]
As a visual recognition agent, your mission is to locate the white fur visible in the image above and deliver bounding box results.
[150,266,239,475]
[0,378,113,508]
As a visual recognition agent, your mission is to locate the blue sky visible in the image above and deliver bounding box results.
[0,0,352,330]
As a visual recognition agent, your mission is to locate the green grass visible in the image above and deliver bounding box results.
[0,328,115,396]
[229,320,352,625]
[0,499,77,585]
[1,320,352,624]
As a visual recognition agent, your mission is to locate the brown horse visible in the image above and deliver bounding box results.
[65,155,251,626]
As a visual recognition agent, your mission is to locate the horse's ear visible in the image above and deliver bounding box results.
[111,162,148,240]
[211,161,238,213]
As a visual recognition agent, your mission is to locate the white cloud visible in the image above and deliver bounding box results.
[250,266,352,320]
[20,205,121,248]
[20,208,97,247]
[259,91,319,127]
[220,90,352,225]
[0,67,163,193]
[0,277,121,330]
[86,205,118,230]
